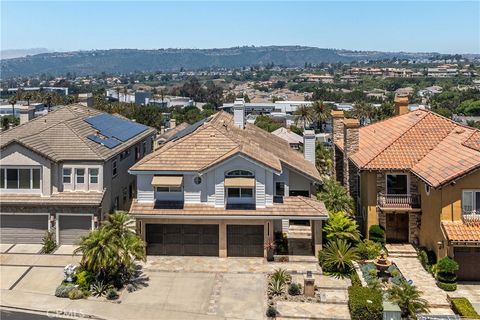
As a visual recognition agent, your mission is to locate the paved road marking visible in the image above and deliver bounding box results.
[8,266,33,290]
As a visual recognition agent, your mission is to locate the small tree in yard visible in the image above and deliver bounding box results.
[323,211,361,245]
[387,282,429,319]
[319,239,359,278]
[318,179,354,216]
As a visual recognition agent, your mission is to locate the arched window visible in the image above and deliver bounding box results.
[225,170,254,177]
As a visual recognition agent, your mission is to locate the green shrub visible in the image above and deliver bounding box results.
[451,298,480,319]
[350,272,362,287]
[270,268,291,286]
[288,283,302,296]
[266,305,277,318]
[90,280,109,297]
[356,239,382,260]
[437,272,456,283]
[106,288,119,300]
[68,288,84,300]
[437,281,457,291]
[368,225,385,244]
[42,231,56,254]
[75,270,93,291]
[348,286,383,320]
[417,247,436,273]
[436,257,459,274]
[268,279,286,296]
[55,283,76,298]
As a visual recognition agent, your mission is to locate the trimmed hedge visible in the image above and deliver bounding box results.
[417,247,436,273]
[348,286,383,320]
[451,298,480,319]
[368,225,385,244]
[437,281,457,291]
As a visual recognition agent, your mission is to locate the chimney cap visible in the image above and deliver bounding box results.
[344,118,360,128]
[331,110,344,118]
[303,129,316,137]
[394,96,409,104]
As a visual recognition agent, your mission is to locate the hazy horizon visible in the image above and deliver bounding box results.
[1,1,479,55]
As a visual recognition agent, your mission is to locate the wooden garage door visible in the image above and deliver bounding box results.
[146,224,219,256]
[454,247,480,281]
[0,214,48,244]
[227,225,264,257]
[58,215,92,245]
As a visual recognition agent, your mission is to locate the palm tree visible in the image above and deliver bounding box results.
[294,104,313,129]
[315,143,333,178]
[8,96,17,119]
[318,179,355,216]
[310,101,330,132]
[323,211,361,244]
[387,282,430,318]
[352,102,373,126]
[74,228,119,274]
[24,92,32,106]
[320,239,359,278]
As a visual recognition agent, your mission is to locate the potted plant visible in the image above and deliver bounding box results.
[264,240,276,262]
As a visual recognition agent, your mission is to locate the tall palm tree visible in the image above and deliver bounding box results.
[318,179,355,216]
[24,92,32,106]
[310,101,330,132]
[8,96,16,119]
[352,102,373,126]
[294,104,313,129]
[387,282,430,318]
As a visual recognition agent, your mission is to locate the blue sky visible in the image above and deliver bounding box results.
[1,1,479,54]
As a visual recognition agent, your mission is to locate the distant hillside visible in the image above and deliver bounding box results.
[0,48,51,60]
[0,46,438,79]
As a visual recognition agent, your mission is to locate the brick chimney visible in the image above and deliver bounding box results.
[303,130,316,164]
[394,96,409,116]
[331,110,344,180]
[233,98,245,129]
[343,118,360,195]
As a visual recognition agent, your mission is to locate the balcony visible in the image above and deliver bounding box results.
[377,193,421,210]
[462,211,480,224]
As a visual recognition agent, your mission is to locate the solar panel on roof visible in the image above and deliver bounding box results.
[85,113,148,143]
[87,134,122,149]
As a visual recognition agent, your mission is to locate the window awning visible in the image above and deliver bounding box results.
[224,177,255,188]
[151,176,183,187]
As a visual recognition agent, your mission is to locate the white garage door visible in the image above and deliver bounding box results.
[58,215,92,245]
[0,214,49,244]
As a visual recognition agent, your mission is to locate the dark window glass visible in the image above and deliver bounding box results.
[1,169,5,188]
[241,188,254,198]
[476,191,480,211]
[386,174,408,194]
[63,168,71,184]
[76,168,85,184]
[19,169,31,189]
[156,187,169,192]
[275,182,285,196]
[32,169,40,189]
[226,170,253,177]
[228,188,240,197]
[6,169,18,189]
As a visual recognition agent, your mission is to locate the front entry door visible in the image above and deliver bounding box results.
[386,213,409,243]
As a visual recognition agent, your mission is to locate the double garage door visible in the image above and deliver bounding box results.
[454,247,480,281]
[145,224,264,257]
[0,214,92,245]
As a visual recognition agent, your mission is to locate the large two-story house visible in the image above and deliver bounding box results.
[332,97,480,280]
[0,105,156,245]
[129,100,328,258]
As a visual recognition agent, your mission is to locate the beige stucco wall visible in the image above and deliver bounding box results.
[359,171,378,236]
[136,218,274,258]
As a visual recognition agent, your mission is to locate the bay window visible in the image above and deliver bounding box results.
[0,167,41,190]
[89,168,99,184]
[462,190,480,215]
[63,168,72,184]
[76,168,85,184]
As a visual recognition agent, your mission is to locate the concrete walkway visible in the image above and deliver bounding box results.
[392,257,454,314]
[0,253,80,267]
[144,256,321,274]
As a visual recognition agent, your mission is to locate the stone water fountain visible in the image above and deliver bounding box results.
[374,250,392,279]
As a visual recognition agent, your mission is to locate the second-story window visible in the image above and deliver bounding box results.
[156,186,182,192]
[135,146,140,161]
[63,168,72,184]
[112,159,118,177]
[76,168,85,184]
[462,190,480,215]
[142,141,147,156]
[89,168,99,184]
[386,173,408,195]
[0,168,41,190]
[275,182,285,196]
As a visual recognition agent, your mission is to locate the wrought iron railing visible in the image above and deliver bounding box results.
[462,210,480,224]
[377,193,421,209]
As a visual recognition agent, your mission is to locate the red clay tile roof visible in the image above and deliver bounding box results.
[131,112,321,182]
[336,110,480,188]
[442,221,480,243]
[130,196,328,218]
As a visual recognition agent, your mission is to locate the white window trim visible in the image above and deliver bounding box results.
[62,168,72,184]
[155,186,183,193]
[0,167,42,192]
[385,172,410,195]
[75,168,86,185]
[55,213,94,245]
[462,189,480,215]
[89,168,99,185]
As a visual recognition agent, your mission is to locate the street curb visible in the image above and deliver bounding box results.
[0,304,108,320]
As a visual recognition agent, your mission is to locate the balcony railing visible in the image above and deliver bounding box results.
[462,211,480,224]
[377,193,421,209]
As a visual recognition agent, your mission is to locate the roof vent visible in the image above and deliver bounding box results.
[454,127,465,134]
[415,111,422,116]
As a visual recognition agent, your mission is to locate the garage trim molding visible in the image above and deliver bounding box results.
[55,213,94,244]
[0,212,51,231]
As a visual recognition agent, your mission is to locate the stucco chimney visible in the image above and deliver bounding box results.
[331,110,344,179]
[343,118,360,194]
[394,96,409,116]
[169,118,176,129]
[233,98,245,129]
[19,105,35,125]
[303,130,316,164]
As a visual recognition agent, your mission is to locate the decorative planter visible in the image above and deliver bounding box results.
[273,255,289,262]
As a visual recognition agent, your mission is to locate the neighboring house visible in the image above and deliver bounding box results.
[0,105,156,245]
[331,96,480,281]
[156,122,190,147]
[128,102,328,258]
[271,127,303,150]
